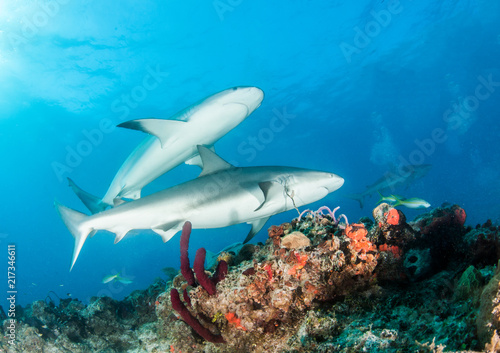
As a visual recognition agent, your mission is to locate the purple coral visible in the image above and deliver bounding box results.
[297,205,348,227]
[316,206,340,222]
[297,209,313,222]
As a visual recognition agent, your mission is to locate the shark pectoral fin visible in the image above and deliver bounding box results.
[152,221,183,242]
[185,154,203,168]
[121,189,141,201]
[197,145,234,177]
[152,228,179,243]
[239,182,265,204]
[185,146,215,168]
[117,118,187,148]
[113,198,127,207]
[254,181,284,212]
[243,217,270,243]
[205,249,218,269]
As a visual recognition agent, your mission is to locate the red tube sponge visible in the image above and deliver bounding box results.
[193,248,216,295]
[180,221,196,286]
[212,260,228,285]
[170,288,225,343]
[183,289,191,307]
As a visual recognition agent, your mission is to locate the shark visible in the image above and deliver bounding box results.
[56,146,344,271]
[205,242,245,269]
[69,86,264,214]
[349,164,431,208]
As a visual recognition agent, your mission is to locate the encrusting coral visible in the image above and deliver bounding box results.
[157,203,500,352]
[162,207,382,351]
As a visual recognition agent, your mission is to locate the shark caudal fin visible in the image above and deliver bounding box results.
[347,193,365,209]
[67,177,110,214]
[54,200,94,271]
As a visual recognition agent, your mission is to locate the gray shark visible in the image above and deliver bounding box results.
[69,86,264,214]
[56,146,344,270]
[349,164,431,208]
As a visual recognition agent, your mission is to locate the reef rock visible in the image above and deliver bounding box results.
[281,231,311,249]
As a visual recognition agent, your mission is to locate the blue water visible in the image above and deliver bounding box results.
[1,0,499,308]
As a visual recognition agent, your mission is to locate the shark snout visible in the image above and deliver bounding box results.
[232,86,264,113]
[326,173,344,192]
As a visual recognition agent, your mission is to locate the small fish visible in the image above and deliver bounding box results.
[377,191,403,204]
[102,273,133,284]
[393,196,431,209]
[348,164,432,208]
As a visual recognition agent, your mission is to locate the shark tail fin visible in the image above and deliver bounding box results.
[67,177,110,214]
[347,193,365,209]
[54,200,94,271]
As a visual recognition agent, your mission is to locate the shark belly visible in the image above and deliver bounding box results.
[108,139,197,202]
[101,104,250,205]
[85,169,269,236]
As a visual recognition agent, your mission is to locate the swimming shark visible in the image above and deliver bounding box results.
[349,164,431,208]
[205,242,245,269]
[69,86,264,214]
[56,146,344,271]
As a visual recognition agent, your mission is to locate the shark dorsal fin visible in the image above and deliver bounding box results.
[197,145,234,177]
[117,118,187,148]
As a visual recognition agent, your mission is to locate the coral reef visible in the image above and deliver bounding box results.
[0,279,169,352]
[4,203,500,352]
[170,220,227,343]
